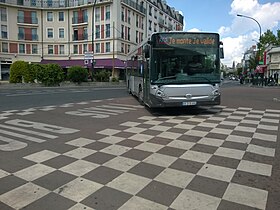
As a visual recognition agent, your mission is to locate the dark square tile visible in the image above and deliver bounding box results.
[216,124,236,130]
[22,192,76,210]
[33,171,76,191]
[157,146,186,157]
[44,143,76,154]
[85,141,111,150]
[114,131,136,139]
[243,152,274,166]
[239,123,258,128]
[158,122,176,127]
[81,186,132,210]
[169,158,203,174]
[148,137,172,145]
[136,123,154,129]
[121,149,152,161]
[205,132,228,140]
[218,200,260,210]
[221,141,248,151]
[83,152,116,164]
[250,139,276,149]
[141,129,162,136]
[42,155,76,169]
[190,144,218,154]
[166,128,188,134]
[207,155,240,169]
[116,139,142,148]
[0,157,34,174]
[128,162,164,179]
[82,166,123,184]
[192,126,213,132]
[231,130,253,138]
[177,135,202,143]
[0,175,27,195]
[255,128,278,135]
[186,175,228,198]
[137,180,182,206]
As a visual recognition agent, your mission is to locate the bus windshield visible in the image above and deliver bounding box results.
[150,33,221,85]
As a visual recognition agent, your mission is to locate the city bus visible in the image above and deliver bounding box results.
[126,32,224,108]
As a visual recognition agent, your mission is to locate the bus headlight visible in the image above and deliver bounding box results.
[156,89,166,98]
[212,89,220,96]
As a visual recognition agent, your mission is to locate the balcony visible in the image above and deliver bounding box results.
[17,16,38,25]
[72,16,88,25]
[72,34,88,41]
[121,0,146,14]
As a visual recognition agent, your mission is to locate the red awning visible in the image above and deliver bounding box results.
[254,65,267,73]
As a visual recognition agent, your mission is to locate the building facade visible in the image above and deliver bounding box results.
[0,0,183,80]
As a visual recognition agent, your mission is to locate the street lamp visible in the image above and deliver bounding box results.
[237,14,262,65]
[91,0,97,81]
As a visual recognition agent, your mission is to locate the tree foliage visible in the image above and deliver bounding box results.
[67,66,88,84]
[9,60,28,83]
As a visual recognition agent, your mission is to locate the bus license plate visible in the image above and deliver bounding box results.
[183,101,197,106]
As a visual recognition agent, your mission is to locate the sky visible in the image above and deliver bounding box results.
[166,0,280,67]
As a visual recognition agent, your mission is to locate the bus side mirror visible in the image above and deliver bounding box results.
[220,47,224,59]
[144,45,150,58]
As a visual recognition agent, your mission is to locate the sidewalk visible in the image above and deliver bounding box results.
[0,80,126,89]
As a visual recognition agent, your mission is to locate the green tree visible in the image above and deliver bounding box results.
[9,61,28,83]
[67,66,88,84]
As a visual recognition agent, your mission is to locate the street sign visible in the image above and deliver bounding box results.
[84,51,94,60]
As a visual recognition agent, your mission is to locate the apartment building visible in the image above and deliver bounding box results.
[0,0,183,80]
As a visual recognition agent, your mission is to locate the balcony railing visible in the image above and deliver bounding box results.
[72,16,88,24]
[17,16,38,24]
[121,0,146,14]
[72,34,88,41]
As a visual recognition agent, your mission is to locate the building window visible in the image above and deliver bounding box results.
[127,44,130,53]
[127,10,131,24]
[95,43,100,53]
[19,44,25,53]
[47,12,53,21]
[2,42,8,52]
[83,44,88,53]
[73,45,78,54]
[149,5,152,16]
[47,28,53,38]
[121,7,124,21]
[48,45,53,54]
[121,43,124,53]
[73,29,78,41]
[136,14,139,27]
[18,27,24,40]
[31,0,36,7]
[0,8,7,22]
[31,28,37,40]
[58,12,64,21]
[1,25,7,38]
[95,25,100,39]
[105,42,110,52]
[95,7,100,22]
[121,25,124,39]
[17,0,23,5]
[73,11,78,24]
[106,6,110,20]
[82,9,88,22]
[31,11,37,24]
[59,45,64,54]
[18,10,24,23]
[127,27,130,41]
[32,44,38,54]
[136,30,138,43]
[154,9,157,19]
[83,27,88,39]
[106,24,110,38]
[59,28,64,38]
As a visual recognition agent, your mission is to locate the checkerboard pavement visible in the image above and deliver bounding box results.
[0,106,279,210]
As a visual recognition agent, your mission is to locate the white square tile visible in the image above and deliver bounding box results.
[54,178,102,202]
[234,126,256,133]
[165,119,185,124]
[119,196,167,210]
[23,150,60,163]
[246,114,263,119]
[198,137,224,147]
[253,133,277,142]
[135,142,164,153]
[240,119,259,125]
[14,164,55,181]
[215,147,245,160]
[0,169,10,178]
[210,128,232,135]
[171,189,221,210]
[104,156,139,172]
[220,121,240,126]
[101,144,130,156]
[155,168,195,188]
[197,164,235,182]
[184,130,208,137]
[143,120,163,125]
[181,150,212,163]
[107,173,151,195]
[59,160,99,176]
[227,115,244,120]
[237,160,272,176]
[143,153,177,167]
[167,140,195,150]
[149,125,171,131]
[124,127,147,134]
[187,118,206,123]
[223,183,268,210]
[260,118,279,124]
[128,133,154,142]
[68,203,95,210]
[0,183,49,210]
[120,121,141,127]
[65,137,95,147]
[138,116,157,120]
[174,124,196,130]
[247,144,275,157]
[64,148,96,159]
[157,131,182,140]
[257,124,278,131]
[97,129,120,136]
[225,135,251,144]
[99,136,125,144]
[197,122,218,128]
